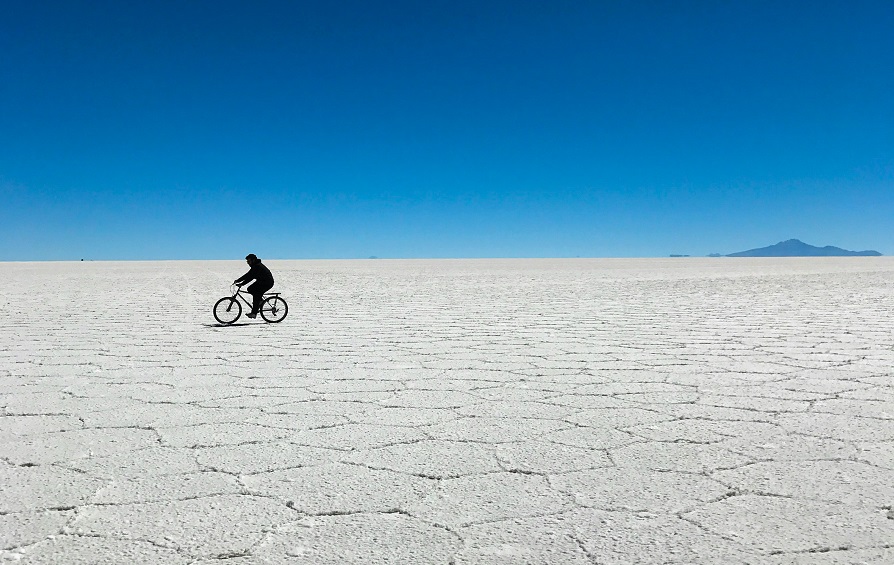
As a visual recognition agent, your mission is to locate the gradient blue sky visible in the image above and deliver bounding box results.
[2,0,892,260]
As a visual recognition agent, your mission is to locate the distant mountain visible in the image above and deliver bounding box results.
[727,239,882,257]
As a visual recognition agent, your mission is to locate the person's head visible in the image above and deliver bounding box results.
[245,253,258,265]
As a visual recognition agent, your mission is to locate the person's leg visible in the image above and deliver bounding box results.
[247,282,273,317]
[250,291,264,317]
[245,282,260,317]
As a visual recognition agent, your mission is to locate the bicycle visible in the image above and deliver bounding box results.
[213,284,288,325]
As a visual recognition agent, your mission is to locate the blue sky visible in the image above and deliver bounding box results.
[2,0,891,260]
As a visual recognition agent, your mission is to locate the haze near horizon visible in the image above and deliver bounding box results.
[1,1,891,261]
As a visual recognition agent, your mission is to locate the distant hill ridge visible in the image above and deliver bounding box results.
[727,239,881,257]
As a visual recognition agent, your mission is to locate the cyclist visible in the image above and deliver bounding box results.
[234,254,274,319]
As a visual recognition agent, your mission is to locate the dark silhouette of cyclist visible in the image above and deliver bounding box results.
[234,254,274,319]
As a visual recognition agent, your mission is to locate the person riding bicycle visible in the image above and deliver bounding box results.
[234,254,274,319]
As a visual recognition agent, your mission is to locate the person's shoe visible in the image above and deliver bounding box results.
[246,313,257,319]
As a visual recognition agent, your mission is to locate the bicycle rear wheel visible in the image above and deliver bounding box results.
[213,297,242,325]
[260,296,288,323]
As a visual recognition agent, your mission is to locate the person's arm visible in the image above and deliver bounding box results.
[234,267,254,285]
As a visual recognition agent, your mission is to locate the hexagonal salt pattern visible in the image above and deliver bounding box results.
[2,257,894,563]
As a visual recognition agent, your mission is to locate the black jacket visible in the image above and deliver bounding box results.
[235,262,274,288]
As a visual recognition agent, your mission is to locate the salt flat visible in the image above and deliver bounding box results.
[1,257,893,564]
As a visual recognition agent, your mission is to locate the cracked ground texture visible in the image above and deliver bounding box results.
[1,257,893,564]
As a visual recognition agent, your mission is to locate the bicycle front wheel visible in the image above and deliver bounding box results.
[260,296,288,323]
[213,297,242,325]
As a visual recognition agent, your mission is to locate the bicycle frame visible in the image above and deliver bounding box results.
[229,286,254,310]
[230,285,279,310]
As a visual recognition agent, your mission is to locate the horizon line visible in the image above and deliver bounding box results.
[1,255,888,263]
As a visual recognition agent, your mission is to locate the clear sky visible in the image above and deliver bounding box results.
[2,0,892,260]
